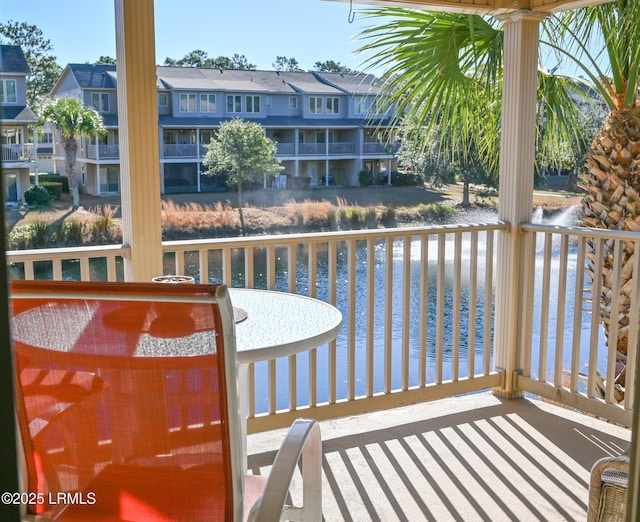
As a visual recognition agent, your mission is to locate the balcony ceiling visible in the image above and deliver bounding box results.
[327,0,609,15]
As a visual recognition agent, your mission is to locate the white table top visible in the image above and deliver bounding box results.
[228,288,343,365]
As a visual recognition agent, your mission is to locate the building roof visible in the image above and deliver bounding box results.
[315,72,382,95]
[0,45,30,75]
[60,64,385,97]
[157,67,344,95]
[66,63,118,89]
[0,105,37,122]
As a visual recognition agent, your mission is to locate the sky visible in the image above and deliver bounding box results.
[2,0,384,73]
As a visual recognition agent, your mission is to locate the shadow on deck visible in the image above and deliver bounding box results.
[247,392,630,521]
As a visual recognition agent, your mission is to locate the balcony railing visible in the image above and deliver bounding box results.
[298,142,356,156]
[163,143,199,158]
[86,144,121,159]
[276,142,295,156]
[363,142,399,154]
[2,143,36,163]
[6,222,635,433]
[328,142,354,154]
[517,222,638,427]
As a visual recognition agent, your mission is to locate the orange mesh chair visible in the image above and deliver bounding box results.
[10,280,322,521]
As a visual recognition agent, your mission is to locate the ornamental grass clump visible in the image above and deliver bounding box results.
[86,204,121,244]
[161,200,236,239]
[8,221,52,249]
[283,198,336,229]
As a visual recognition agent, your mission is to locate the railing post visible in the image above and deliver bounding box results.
[493,11,545,398]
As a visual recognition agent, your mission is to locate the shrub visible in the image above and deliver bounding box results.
[55,220,84,246]
[358,169,373,187]
[36,174,69,193]
[40,181,63,200]
[8,221,51,249]
[87,204,121,244]
[23,186,51,206]
[379,206,396,225]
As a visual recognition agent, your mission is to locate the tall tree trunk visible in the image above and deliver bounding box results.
[462,176,471,207]
[63,136,80,209]
[237,182,245,236]
[580,104,640,395]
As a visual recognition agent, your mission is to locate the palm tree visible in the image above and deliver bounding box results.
[39,97,105,209]
[357,2,640,394]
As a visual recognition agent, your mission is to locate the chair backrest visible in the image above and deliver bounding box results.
[10,280,243,521]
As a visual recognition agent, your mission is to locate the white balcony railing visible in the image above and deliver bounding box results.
[517,222,639,427]
[6,222,635,432]
[2,143,36,163]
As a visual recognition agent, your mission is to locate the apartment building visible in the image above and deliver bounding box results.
[50,63,399,196]
[0,45,38,206]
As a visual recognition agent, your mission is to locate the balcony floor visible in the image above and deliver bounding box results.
[247,392,631,521]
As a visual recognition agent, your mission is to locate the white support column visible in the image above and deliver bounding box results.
[493,11,544,397]
[114,0,163,282]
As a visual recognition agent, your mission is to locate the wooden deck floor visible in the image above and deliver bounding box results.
[247,392,631,521]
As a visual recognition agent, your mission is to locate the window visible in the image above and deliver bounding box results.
[288,96,297,109]
[91,92,109,112]
[0,80,17,103]
[226,95,242,113]
[38,131,54,144]
[266,95,271,109]
[246,95,260,113]
[355,96,378,115]
[180,93,197,112]
[326,97,340,114]
[200,94,216,112]
[158,92,168,106]
[309,97,323,114]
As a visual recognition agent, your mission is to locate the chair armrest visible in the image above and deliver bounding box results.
[248,418,322,522]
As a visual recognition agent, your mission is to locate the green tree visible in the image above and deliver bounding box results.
[0,20,62,109]
[273,56,303,72]
[39,97,105,209]
[203,119,283,233]
[163,50,256,70]
[313,60,357,74]
[95,55,116,65]
[357,2,640,394]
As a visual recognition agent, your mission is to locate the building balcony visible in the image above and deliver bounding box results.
[248,391,629,520]
[86,143,121,160]
[364,142,399,155]
[2,143,36,164]
[162,143,199,158]
[276,142,295,156]
[5,217,635,518]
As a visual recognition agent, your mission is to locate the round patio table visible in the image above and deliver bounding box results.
[228,288,343,365]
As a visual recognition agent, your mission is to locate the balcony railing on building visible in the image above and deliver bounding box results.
[86,144,120,160]
[2,143,36,163]
[6,219,635,434]
[163,143,199,158]
[363,142,399,155]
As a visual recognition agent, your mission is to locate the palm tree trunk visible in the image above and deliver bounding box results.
[63,137,80,209]
[580,104,640,394]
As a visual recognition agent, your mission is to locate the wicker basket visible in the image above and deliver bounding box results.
[588,449,629,521]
